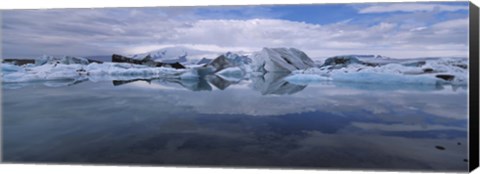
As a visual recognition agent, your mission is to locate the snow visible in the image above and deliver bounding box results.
[130,46,217,63]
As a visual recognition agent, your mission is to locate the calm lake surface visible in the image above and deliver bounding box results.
[2,74,469,171]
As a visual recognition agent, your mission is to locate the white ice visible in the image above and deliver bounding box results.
[251,47,315,72]
[288,57,468,85]
[2,62,188,83]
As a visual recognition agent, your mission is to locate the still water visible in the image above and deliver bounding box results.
[2,73,469,171]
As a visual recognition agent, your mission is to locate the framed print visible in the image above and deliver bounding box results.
[1,0,479,172]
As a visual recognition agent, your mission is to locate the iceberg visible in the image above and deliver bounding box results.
[2,63,25,74]
[1,47,469,90]
[35,55,90,66]
[3,63,84,83]
[224,52,252,65]
[204,52,253,73]
[206,55,236,72]
[290,56,468,86]
[251,47,315,72]
[2,62,189,84]
[112,54,186,69]
[196,58,212,65]
[321,55,379,69]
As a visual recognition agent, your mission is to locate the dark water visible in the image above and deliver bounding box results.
[2,74,469,171]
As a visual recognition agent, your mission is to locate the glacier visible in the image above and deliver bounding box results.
[1,47,469,91]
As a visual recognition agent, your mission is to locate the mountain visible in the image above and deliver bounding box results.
[130,46,219,63]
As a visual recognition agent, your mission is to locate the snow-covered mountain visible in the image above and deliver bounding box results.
[130,46,220,63]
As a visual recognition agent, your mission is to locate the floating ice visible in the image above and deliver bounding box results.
[2,62,188,83]
[290,56,468,85]
[251,47,315,72]
[2,63,25,74]
[35,55,90,66]
[1,49,469,90]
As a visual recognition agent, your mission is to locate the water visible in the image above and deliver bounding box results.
[2,74,469,171]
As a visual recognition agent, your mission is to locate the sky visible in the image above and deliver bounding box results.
[1,1,470,59]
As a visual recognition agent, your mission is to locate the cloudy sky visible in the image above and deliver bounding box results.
[1,1,470,59]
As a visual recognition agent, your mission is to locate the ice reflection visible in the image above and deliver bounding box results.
[2,74,469,171]
[138,72,307,95]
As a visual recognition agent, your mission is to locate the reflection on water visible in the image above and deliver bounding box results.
[111,72,304,94]
[2,73,469,171]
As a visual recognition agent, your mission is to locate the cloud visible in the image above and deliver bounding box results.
[1,5,469,59]
[111,18,469,58]
[358,3,469,14]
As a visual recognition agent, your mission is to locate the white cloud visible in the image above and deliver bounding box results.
[432,18,468,29]
[358,3,469,14]
[2,8,469,59]
[165,18,468,58]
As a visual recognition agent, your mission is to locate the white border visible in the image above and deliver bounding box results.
[1,0,479,174]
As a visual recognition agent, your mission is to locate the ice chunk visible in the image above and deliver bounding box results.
[215,67,245,81]
[251,47,315,72]
[2,63,25,74]
[112,54,186,69]
[196,58,212,65]
[3,64,83,83]
[224,52,252,65]
[35,55,90,66]
[292,57,468,85]
[2,62,188,84]
[206,54,236,72]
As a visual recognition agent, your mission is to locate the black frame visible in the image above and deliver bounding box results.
[469,1,479,172]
